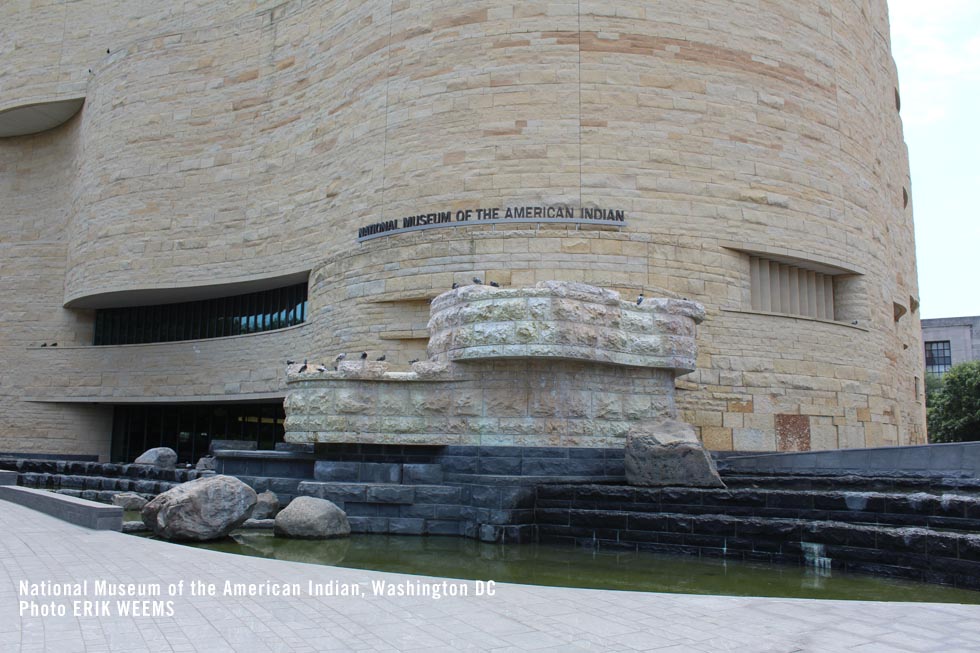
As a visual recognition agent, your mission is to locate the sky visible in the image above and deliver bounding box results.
[888,0,980,319]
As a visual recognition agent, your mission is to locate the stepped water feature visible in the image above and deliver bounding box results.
[6,452,980,589]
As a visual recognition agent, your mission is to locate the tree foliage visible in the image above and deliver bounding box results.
[927,361,980,443]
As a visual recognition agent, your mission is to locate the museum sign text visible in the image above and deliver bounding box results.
[357,206,626,241]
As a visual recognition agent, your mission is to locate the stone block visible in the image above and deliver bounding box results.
[733,428,775,452]
[297,482,365,502]
[347,516,390,533]
[424,520,462,535]
[775,414,811,452]
[210,440,258,455]
[402,463,444,484]
[388,518,425,535]
[366,485,415,504]
[359,463,401,483]
[314,461,359,482]
[478,456,521,475]
[414,486,462,504]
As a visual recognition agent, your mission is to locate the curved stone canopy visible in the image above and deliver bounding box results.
[428,281,704,373]
[0,97,84,138]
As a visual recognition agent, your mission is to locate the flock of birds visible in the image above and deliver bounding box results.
[287,351,387,373]
[452,277,500,289]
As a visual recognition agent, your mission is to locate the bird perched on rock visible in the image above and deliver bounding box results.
[298,359,308,373]
[489,281,500,287]
[316,364,327,373]
[335,353,346,362]
[50,343,57,347]
[636,292,644,306]
[360,352,368,360]
[472,276,482,285]
[286,359,295,365]
[452,282,459,289]
[41,343,47,347]
[376,354,386,361]
[409,358,420,364]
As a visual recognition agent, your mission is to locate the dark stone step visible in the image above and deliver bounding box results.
[16,472,179,495]
[535,508,980,589]
[0,459,205,483]
[533,483,980,533]
[721,473,980,495]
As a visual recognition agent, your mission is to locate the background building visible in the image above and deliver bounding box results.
[0,0,924,461]
[922,316,980,376]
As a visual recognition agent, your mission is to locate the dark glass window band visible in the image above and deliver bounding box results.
[110,403,285,464]
[93,282,308,345]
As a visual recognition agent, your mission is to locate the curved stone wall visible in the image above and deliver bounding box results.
[0,0,924,455]
[284,360,678,448]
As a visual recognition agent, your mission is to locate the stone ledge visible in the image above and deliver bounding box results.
[718,442,980,477]
[720,308,869,331]
[0,485,122,530]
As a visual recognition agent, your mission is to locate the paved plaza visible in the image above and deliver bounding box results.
[0,501,978,652]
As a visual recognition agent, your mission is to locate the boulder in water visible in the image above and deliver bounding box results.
[274,496,350,539]
[141,475,257,541]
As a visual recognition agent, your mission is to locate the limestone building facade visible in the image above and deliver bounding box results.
[0,0,924,461]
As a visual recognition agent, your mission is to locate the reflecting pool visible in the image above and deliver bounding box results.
[174,532,980,604]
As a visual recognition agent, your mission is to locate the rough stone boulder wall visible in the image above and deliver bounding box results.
[134,447,178,469]
[625,418,726,488]
[274,496,350,540]
[141,475,257,541]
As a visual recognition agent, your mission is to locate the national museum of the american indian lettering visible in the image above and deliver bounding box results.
[0,1,924,469]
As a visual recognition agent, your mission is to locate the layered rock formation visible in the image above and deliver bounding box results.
[285,282,705,449]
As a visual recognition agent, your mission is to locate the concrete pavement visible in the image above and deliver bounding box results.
[1,500,978,652]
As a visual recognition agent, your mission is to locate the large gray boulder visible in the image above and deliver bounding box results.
[195,456,216,471]
[134,447,178,469]
[141,475,257,541]
[625,418,725,488]
[251,490,280,519]
[112,492,148,510]
[274,496,350,539]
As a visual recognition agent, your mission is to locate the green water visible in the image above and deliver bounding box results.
[177,532,980,604]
